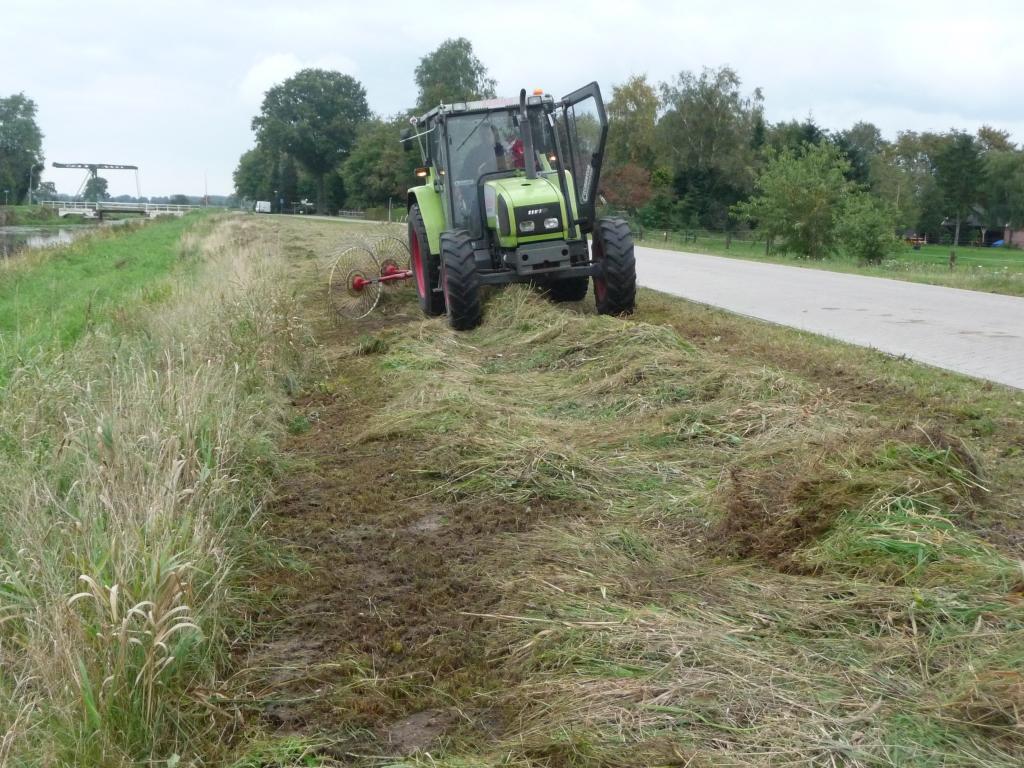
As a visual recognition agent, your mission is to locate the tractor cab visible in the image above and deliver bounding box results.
[404,82,635,330]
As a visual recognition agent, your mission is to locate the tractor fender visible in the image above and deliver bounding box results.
[407,185,445,256]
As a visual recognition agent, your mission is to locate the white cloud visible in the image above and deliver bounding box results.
[238,52,360,107]
[238,53,304,106]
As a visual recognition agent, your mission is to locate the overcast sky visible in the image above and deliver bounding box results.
[4,0,1023,197]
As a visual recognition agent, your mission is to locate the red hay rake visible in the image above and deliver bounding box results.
[327,236,414,320]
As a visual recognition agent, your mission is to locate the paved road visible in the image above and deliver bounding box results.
[634,246,1024,389]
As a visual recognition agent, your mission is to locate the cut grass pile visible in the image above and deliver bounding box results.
[0,217,313,765]
[348,287,1023,766]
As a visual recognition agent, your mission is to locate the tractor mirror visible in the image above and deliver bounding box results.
[400,128,413,151]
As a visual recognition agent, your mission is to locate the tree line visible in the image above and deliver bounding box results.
[233,37,493,214]
[602,67,1024,261]
[234,45,1024,261]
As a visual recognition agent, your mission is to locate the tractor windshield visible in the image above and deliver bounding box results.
[445,107,554,233]
[446,111,518,232]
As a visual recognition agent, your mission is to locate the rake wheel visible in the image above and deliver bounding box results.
[327,245,382,320]
[370,236,412,290]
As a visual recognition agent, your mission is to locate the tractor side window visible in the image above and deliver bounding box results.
[566,97,602,206]
[428,124,444,175]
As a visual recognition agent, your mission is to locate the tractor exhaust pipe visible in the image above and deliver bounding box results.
[519,89,537,180]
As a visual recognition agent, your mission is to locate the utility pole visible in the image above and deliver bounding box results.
[26,165,34,205]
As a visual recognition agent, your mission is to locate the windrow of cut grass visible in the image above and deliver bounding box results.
[0,216,314,765]
[350,288,1023,767]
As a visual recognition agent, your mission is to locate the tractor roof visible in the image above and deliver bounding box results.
[416,94,553,124]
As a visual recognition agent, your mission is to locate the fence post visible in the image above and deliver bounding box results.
[663,231,668,242]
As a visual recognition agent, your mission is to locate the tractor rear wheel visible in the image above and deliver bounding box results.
[545,276,589,302]
[408,204,445,316]
[440,230,482,331]
[592,217,636,316]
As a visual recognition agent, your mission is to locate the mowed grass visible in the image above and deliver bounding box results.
[641,229,1024,296]
[0,215,314,765]
[314,277,1024,766]
[0,215,199,382]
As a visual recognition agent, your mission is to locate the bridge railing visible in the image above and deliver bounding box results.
[38,200,203,212]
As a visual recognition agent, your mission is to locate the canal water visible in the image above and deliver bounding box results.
[0,221,131,260]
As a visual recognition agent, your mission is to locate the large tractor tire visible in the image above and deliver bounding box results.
[408,204,445,316]
[545,276,590,302]
[592,217,636,316]
[440,230,482,331]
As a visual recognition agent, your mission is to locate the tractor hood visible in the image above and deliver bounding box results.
[484,175,578,248]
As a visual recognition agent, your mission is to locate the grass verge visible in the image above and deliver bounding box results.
[0,215,314,765]
[0,215,211,384]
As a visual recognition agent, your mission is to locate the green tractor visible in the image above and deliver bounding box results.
[403,82,636,330]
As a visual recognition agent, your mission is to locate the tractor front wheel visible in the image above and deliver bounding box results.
[592,218,636,316]
[440,230,482,331]
[408,204,445,316]
[545,276,589,303]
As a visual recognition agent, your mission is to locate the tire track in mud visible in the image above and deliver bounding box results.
[238,313,567,760]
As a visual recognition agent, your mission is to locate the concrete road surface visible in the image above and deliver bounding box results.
[634,246,1024,389]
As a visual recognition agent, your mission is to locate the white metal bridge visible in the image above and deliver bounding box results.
[39,200,202,219]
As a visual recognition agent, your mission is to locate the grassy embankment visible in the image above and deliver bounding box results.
[0,205,63,227]
[227,217,1024,767]
[0,214,313,765]
[639,228,1024,296]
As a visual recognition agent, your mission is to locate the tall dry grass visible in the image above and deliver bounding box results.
[0,218,312,765]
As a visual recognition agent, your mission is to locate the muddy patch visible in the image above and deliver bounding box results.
[238,341,568,753]
[380,708,462,754]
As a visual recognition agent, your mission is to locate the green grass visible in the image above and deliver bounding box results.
[0,215,203,383]
[641,228,1024,296]
[0,204,60,226]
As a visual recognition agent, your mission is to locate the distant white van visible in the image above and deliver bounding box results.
[254,201,272,213]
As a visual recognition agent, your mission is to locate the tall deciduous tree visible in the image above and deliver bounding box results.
[977,125,1015,153]
[835,121,885,184]
[341,117,419,208]
[606,75,659,170]
[0,93,44,203]
[734,142,852,259]
[83,176,109,202]
[233,145,278,202]
[657,66,763,228]
[982,149,1024,244]
[252,69,370,213]
[414,38,496,112]
[602,163,654,214]
[934,131,984,265]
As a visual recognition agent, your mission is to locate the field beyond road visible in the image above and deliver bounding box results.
[2,214,1023,767]
[633,244,1024,389]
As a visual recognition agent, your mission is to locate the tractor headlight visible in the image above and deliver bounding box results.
[519,220,535,233]
[544,217,559,230]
